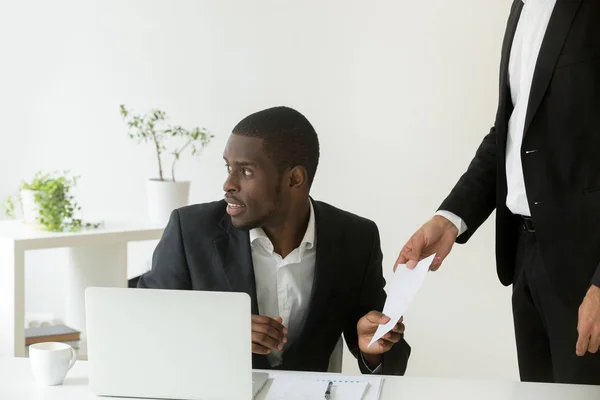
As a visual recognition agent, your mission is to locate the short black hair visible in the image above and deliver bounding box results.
[232,106,320,187]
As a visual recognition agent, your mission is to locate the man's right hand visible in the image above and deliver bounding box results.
[395,215,459,272]
[251,315,288,355]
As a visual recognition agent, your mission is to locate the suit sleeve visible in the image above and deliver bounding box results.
[343,222,411,376]
[137,209,192,289]
[438,126,498,243]
[592,266,600,289]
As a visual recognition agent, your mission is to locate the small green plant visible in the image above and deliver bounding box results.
[120,104,214,182]
[2,171,102,232]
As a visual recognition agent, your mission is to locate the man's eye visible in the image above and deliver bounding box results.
[242,169,253,176]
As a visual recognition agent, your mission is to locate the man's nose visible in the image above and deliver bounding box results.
[223,172,239,193]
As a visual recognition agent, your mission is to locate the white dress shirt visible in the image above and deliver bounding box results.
[250,201,317,367]
[437,0,557,234]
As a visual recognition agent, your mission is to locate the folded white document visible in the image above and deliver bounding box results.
[368,254,435,348]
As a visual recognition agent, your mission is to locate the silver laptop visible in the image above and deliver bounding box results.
[85,287,269,400]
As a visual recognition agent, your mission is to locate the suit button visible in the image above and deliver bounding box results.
[534,201,544,205]
[525,149,538,154]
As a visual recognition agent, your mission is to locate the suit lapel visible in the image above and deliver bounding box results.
[497,0,524,147]
[284,201,343,357]
[214,215,272,370]
[523,0,582,136]
[500,1,524,100]
[214,215,259,315]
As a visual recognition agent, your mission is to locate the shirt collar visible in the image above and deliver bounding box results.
[249,200,316,256]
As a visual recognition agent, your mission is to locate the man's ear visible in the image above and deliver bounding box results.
[288,166,308,189]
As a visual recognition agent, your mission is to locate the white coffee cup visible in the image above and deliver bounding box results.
[29,342,77,386]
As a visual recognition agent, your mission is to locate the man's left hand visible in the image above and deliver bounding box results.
[576,284,600,356]
[357,311,404,367]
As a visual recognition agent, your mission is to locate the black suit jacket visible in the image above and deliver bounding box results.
[440,0,600,306]
[137,199,410,375]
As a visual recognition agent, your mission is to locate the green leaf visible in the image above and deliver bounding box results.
[2,196,16,218]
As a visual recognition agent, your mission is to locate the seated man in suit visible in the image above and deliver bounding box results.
[137,106,410,375]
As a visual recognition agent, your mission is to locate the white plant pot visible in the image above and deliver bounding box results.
[20,189,42,227]
[146,179,191,226]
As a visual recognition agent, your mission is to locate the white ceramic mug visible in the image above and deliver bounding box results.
[29,342,77,386]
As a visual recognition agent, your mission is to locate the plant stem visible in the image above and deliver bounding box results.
[151,129,164,181]
[171,139,192,182]
[171,160,176,183]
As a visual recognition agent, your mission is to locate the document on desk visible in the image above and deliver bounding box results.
[265,378,329,400]
[368,254,435,348]
[265,375,381,400]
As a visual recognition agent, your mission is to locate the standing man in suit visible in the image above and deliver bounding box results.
[138,106,410,375]
[397,0,600,385]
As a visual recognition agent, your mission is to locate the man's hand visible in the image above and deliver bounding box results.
[357,311,405,368]
[251,315,288,355]
[395,215,459,272]
[576,285,600,356]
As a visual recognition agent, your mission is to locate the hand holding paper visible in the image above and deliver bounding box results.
[368,254,435,348]
[358,311,405,365]
[395,215,459,271]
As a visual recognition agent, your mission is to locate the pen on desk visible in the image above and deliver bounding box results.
[324,380,333,399]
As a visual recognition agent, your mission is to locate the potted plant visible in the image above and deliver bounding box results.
[2,171,101,232]
[119,105,214,225]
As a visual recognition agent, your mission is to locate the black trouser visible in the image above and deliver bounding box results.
[512,223,600,385]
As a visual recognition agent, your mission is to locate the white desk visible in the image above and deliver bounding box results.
[0,221,163,357]
[2,357,600,399]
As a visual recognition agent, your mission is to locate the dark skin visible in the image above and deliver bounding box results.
[222,133,403,368]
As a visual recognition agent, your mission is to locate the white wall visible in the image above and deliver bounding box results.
[0,0,517,380]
